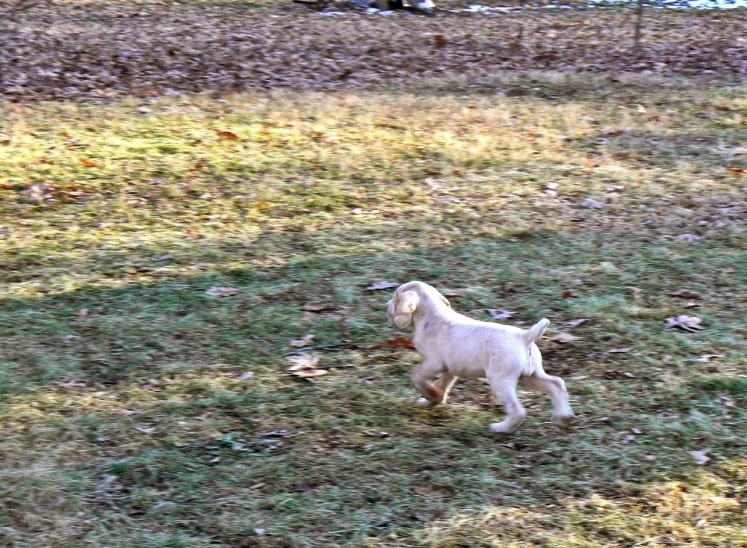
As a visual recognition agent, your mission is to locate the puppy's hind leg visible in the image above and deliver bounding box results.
[487,374,526,434]
[521,372,574,427]
[412,360,446,407]
[520,349,574,427]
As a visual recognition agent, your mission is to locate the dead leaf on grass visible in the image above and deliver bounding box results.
[301,302,335,312]
[216,130,239,140]
[675,233,700,243]
[697,354,724,363]
[286,352,320,370]
[609,347,634,353]
[206,286,239,296]
[566,318,588,328]
[550,332,580,344]
[414,486,445,498]
[289,334,314,347]
[581,198,604,209]
[726,167,746,174]
[365,281,399,291]
[384,336,414,349]
[292,369,329,379]
[57,376,86,388]
[669,289,700,299]
[485,308,515,320]
[665,315,704,332]
[688,449,710,465]
[286,353,329,379]
[79,158,97,167]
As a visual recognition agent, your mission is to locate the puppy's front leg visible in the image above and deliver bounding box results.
[412,360,445,406]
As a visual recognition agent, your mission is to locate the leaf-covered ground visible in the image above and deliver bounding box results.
[1,4,747,546]
[1,0,746,101]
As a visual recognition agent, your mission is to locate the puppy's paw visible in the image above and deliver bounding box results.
[554,413,574,428]
[416,397,434,408]
[488,422,517,434]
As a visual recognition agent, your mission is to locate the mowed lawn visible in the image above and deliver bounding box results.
[1,73,746,547]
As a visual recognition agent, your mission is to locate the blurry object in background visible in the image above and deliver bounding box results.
[345,0,434,13]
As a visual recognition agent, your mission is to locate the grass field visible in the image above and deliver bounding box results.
[1,72,746,546]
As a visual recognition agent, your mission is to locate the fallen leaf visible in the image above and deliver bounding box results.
[485,308,515,320]
[688,449,710,465]
[135,426,157,434]
[206,286,238,296]
[301,302,335,312]
[292,369,329,379]
[414,486,445,497]
[669,289,700,299]
[289,334,314,347]
[726,167,746,174]
[216,130,239,139]
[609,347,633,353]
[250,482,266,489]
[286,353,320,371]
[57,376,86,388]
[581,198,604,209]
[697,354,724,363]
[366,281,399,291]
[562,289,576,299]
[79,158,97,167]
[384,336,414,349]
[550,332,580,344]
[664,315,705,332]
[626,286,642,298]
[675,233,700,243]
[566,318,588,328]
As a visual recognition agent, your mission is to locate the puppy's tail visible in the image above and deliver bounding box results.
[523,318,550,346]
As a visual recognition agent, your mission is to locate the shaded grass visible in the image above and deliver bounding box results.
[1,73,746,546]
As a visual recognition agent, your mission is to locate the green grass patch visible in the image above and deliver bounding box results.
[1,73,746,546]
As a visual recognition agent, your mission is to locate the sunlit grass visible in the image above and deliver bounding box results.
[1,73,746,546]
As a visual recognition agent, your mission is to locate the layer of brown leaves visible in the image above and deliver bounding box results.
[1,4,745,101]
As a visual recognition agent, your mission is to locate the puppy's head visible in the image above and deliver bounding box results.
[387,282,450,328]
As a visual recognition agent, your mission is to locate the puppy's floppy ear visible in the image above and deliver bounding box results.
[394,290,419,328]
[440,295,451,308]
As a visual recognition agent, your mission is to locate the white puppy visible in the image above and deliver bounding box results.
[387,281,574,433]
